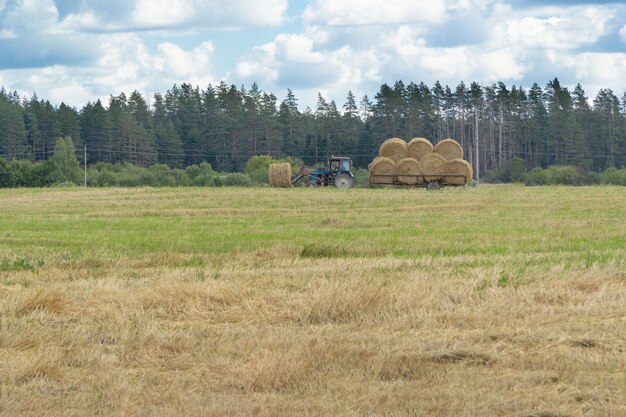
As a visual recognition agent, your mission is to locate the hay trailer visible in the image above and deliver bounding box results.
[290,156,355,189]
[368,173,469,190]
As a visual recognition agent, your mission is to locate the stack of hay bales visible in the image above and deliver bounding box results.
[269,163,293,188]
[369,137,473,186]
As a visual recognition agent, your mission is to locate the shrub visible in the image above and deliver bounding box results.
[573,171,602,186]
[481,169,506,184]
[352,168,370,187]
[149,164,176,186]
[602,168,626,185]
[214,173,252,187]
[186,162,213,181]
[9,160,37,187]
[0,158,13,187]
[524,168,549,186]
[192,174,215,186]
[546,165,578,185]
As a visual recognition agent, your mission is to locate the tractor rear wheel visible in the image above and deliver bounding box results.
[335,173,354,189]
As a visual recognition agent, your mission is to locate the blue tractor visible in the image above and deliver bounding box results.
[291,156,355,188]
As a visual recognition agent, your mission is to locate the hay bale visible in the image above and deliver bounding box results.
[396,158,423,185]
[443,158,473,185]
[407,137,433,160]
[369,157,396,184]
[268,163,292,188]
[434,139,463,160]
[379,138,407,162]
[419,153,447,182]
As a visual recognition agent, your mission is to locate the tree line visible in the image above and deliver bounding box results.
[1,78,625,177]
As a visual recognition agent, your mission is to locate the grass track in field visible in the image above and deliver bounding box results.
[0,185,625,416]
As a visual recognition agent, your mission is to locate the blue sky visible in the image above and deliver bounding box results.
[1,0,625,109]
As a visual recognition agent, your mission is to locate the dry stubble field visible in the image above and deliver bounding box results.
[0,185,625,417]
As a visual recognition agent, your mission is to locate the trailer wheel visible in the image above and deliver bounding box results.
[426,181,441,191]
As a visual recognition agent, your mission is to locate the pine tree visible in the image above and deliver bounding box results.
[0,90,30,160]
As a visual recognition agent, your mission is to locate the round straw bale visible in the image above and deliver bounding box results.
[419,153,447,182]
[443,159,473,185]
[369,157,396,184]
[396,158,423,185]
[434,139,463,160]
[379,138,408,162]
[268,163,293,188]
[407,137,433,160]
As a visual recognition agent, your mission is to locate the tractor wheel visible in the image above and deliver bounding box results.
[335,173,354,189]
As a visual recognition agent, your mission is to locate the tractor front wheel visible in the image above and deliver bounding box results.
[334,173,354,189]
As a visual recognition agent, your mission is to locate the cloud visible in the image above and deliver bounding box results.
[303,0,447,26]
[56,0,288,32]
[547,50,626,88]
[1,34,217,106]
[490,5,614,50]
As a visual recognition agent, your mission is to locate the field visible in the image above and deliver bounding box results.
[0,185,625,417]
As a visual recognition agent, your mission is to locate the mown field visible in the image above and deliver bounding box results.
[0,185,624,417]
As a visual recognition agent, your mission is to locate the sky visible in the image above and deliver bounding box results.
[1,0,626,110]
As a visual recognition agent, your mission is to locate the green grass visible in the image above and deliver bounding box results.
[1,185,624,271]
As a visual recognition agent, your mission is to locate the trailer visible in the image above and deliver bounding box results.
[368,173,470,190]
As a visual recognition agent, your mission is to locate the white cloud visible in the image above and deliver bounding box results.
[0,34,217,106]
[1,0,59,34]
[235,22,529,109]
[548,51,626,88]
[59,0,288,32]
[303,0,447,26]
[491,6,613,50]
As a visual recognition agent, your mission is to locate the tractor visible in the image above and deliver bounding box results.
[291,156,354,188]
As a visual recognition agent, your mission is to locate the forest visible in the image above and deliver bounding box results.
[1,78,625,185]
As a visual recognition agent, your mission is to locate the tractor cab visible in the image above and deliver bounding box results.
[328,156,352,174]
[327,156,354,188]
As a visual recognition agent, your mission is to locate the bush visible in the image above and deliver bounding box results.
[9,160,37,187]
[352,168,370,187]
[149,164,176,186]
[192,174,215,186]
[481,168,506,184]
[171,169,191,186]
[573,171,602,186]
[0,158,13,187]
[602,168,626,185]
[546,165,578,185]
[524,168,549,186]
[186,162,213,181]
[244,155,275,175]
[214,173,252,187]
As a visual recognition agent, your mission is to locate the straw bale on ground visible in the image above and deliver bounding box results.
[443,159,473,185]
[396,158,423,185]
[407,137,433,160]
[420,153,447,182]
[369,157,396,184]
[434,139,463,160]
[269,163,293,188]
[379,138,408,162]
